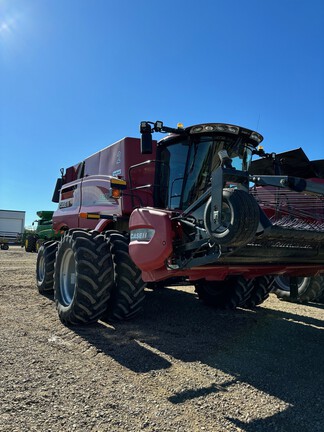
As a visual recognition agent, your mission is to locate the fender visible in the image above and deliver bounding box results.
[94,218,113,233]
[129,208,173,272]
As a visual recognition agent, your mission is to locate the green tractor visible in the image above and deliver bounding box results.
[24,211,60,252]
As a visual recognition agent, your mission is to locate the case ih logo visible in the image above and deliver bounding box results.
[130,228,155,242]
[59,200,72,209]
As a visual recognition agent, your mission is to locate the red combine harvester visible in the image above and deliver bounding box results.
[37,121,324,325]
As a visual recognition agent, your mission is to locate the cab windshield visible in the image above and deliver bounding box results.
[156,134,253,210]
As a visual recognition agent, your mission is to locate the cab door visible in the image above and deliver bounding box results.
[78,175,122,229]
[52,180,82,231]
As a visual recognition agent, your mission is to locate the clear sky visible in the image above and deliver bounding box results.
[1,0,323,227]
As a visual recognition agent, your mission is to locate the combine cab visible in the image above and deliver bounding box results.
[38,121,324,325]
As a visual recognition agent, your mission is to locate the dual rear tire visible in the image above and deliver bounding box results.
[103,231,146,321]
[38,229,146,326]
[54,230,113,325]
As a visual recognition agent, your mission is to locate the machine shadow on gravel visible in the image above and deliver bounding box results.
[70,286,324,432]
[72,321,172,373]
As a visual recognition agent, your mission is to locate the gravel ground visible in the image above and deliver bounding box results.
[1,246,324,432]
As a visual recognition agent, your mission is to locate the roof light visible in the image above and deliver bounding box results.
[250,132,263,143]
[204,125,215,131]
[177,123,184,129]
[214,125,224,131]
[190,124,239,134]
[227,125,239,134]
[140,121,151,133]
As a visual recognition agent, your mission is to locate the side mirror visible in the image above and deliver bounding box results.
[140,121,152,154]
[52,178,63,203]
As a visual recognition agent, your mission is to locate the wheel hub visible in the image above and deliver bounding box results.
[59,249,76,306]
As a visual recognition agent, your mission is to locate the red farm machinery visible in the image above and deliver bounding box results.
[36,121,324,325]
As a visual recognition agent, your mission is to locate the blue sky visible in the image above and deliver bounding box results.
[1,0,323,227]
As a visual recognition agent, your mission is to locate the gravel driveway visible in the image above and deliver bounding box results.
[1,246,323,431]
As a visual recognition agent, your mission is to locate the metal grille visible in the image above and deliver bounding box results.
[251,186,324,232]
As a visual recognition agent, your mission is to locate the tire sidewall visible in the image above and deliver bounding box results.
[204,192,234,243]
[36,245,46,290]
[36,241,58,294]
[54,234,77,316]
[273,275,324,303]
[204,189,259,246]
[274,276,310,296]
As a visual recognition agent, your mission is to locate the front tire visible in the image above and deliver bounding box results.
[104,231,146,321]
[242,276,274,308]
[36,241,58,294]
[195,276,253,309]
[54,230,113,325]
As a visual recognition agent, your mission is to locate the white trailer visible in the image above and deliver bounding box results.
[0,210,26,247]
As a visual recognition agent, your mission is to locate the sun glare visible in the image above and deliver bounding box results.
[0,0,25,42]
[1,21,10,32]
[0,15,16,38]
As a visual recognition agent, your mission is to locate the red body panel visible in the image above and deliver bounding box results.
[139,264,324,283]
[129,208,173,271]
[53,137,156,232]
